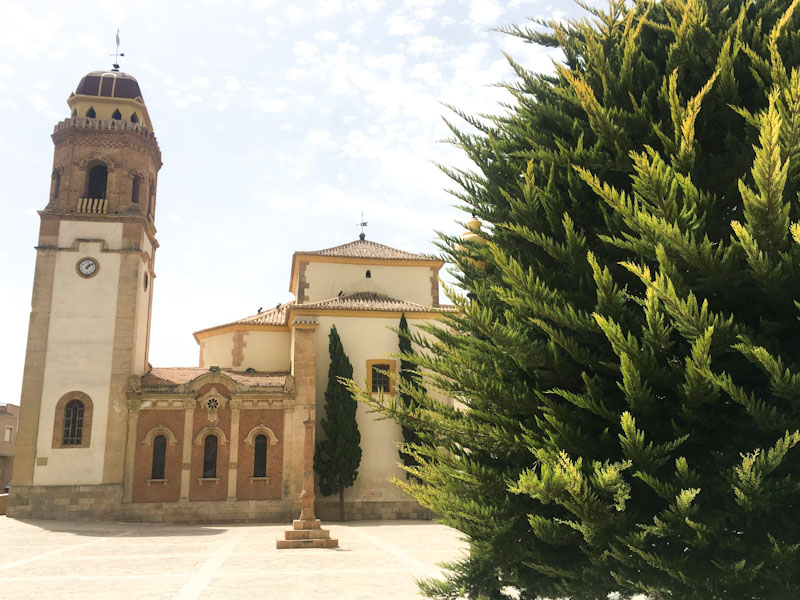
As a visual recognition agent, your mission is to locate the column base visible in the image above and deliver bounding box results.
[276,519,338,549]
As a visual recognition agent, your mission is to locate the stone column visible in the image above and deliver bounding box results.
[179,401,195,501]
[122,399,139,503]
[299,417,316,521]
[227,399,241,501]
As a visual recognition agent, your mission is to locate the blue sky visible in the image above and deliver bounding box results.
[0,0,591,402]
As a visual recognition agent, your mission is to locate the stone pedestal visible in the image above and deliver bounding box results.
[277,417,338,549]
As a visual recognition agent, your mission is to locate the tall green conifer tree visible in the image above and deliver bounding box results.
[357,1,800,598]
[397,313,423,476]
[315,325,361,521]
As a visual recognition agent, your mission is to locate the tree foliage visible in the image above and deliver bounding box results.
[314,325,361,521]
[357,0,800,597]
[398,313,423,476]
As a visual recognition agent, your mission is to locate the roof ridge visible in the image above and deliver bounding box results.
[296,238,432,261]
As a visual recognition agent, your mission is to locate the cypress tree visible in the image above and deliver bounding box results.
[357,1,800,598]
[314,325,361,521]
[397,313,423,477]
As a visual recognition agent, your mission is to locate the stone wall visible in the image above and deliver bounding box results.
[7,484,431,523]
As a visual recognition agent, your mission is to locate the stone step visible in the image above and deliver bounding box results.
[276,538,339,549]
[293,519,322,530]
[284,529,331,541]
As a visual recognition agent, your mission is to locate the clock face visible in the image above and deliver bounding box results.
[77,258,98,277]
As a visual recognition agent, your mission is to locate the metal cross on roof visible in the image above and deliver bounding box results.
[110,29,125,71]
[357,211,368,240]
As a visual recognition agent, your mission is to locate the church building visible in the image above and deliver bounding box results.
[8,68,456,523]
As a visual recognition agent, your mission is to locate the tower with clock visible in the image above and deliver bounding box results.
[12,68,162,495]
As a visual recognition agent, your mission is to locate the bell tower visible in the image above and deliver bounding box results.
[12,69,162,497]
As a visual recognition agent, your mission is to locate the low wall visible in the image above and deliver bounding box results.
[0,493,7,515]
[6,485,430,523]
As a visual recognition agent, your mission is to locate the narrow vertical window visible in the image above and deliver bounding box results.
[52,170,61,200]
[253,434,267,477]
[371,363,391,393]
[131,175,141,204]
[62,400,84,445]
[203,435,218,478]
[86,107,96,118]
[111,108,122,120]
[130,112,139,123]
[365,270,371,278]
[151,435,166,479]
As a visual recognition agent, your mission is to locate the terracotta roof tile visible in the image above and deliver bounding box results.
[297,291,450,313]
[141,367,288,388]
[297,239,433,261]
[235,302,291,326]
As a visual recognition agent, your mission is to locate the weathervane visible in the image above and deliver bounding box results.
[357,211,368,240]
[110,29,125,71]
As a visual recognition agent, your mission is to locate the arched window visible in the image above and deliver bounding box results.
[203,435,218,478]
[86,165,108,199]
[62,400,84,446]
[151,435,166,479]
[131,174,141,204]
[366,270,371,278]
[86,107,96,118]
[111,108,122,120]
[130,112,139,123]
[253,434,268,477]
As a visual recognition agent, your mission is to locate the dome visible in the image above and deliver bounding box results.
[74,70,144,102]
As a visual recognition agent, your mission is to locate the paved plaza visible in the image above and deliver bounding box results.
[0,517,466,599]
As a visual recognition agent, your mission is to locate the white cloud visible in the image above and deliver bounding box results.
[306,129,334,145]
[0,65,13,78]
[285,6,305,24]
[403,0,443,20]
[34,80,49,90]
[192,76,211,88]
[255,97,287,112]
[169,213,181,223]
[349,19,368,35]
[225,77,242,91]
[314,30,338,43]
[386,13,424,36]
[468,0,503,25]
[236,26,260,36]
[410,62,441,85]
[298,94,315,104]
[315,0,343,17]
[252,0,275,8]
[407,35,444,55]
[293,41,319,59]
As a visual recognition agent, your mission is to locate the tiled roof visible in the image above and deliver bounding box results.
[297,291,448,313]
[236,302,291,326]
[141,367,288,388]
[297,239,433,261]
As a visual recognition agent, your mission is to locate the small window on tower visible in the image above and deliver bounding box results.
[130,112,139,123]
[111,108,122,120]
[131,174,141,204]
[52,169,61,200]
[366,270,371,278]
[86,107,96,118]
[86,164,108,199]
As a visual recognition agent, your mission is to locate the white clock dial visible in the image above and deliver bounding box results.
[77,258,98,277]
